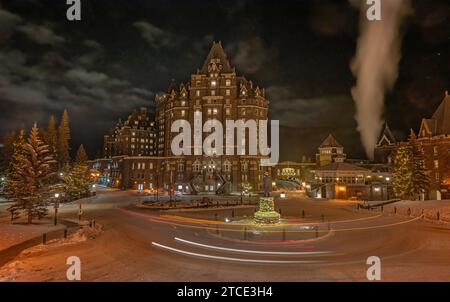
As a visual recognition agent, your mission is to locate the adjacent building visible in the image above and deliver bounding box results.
[103,107,156,157]
[415,91,450,199]
[309,135,392,200]
[315,134,346,167]
[373,91,450,200]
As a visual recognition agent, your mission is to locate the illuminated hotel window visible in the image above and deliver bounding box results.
[211,80,217,87]
[226,79,231,86]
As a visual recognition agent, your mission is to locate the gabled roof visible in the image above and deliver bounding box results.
[431,91,450,135]
[418,91,450,137]
[315,162,369,172]
[377,122,396,145]
[319,134,343,148]
[200,41,233,74]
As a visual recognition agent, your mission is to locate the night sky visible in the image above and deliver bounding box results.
[0,0,449,160]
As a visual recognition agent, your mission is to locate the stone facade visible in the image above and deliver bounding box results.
[93,42,271,194]
[103,107,156,158]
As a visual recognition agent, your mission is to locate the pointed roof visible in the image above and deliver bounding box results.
[200,41,233,74]
[431,91,450,135]
[167,79,177,93]
[377,122,397,145]
[319,134,343,148]
[418,91,450,137]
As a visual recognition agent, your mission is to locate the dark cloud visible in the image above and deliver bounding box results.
[0,0,448,160]
[133,21,179,50]
[0,7,21,43]
[230,37,276,74]
[309,0,355,37]
[17,23,65,45]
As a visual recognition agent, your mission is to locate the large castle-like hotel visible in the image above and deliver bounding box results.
[95,42,270,194]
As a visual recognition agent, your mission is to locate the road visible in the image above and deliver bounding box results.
[1,189,450,281]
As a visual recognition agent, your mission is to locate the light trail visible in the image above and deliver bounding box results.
[160,213,382,227]
[146,215,422,233]
[151,242,324,264]
[174,237,333,255]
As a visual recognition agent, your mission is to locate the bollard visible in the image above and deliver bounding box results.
[279,208,282,216]
[302,210,305,218]
[244,227,247,240]
[64,228,68,239]
[282,228,286,241]
[437,211,440,221]
[394,206,397,214]
[381,205,384,212]
[232,209,235,218]
[315,227,319,238]
[407,208,411,216]
[43,233,47,245]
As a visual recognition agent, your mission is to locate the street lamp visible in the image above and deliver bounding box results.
[54,193,60,226]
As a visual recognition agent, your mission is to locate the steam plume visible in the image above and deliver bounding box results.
[350,0,411,159]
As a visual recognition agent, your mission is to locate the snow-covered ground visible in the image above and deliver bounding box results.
[0,222,64,252]
[0,226,101,281]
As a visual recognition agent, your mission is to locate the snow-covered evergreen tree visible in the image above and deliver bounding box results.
[61,146,91,201]
[5,124,56,224]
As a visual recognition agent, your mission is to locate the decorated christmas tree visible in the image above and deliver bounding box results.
[392,145,414,199]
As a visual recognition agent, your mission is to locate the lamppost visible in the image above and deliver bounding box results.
[54,193,60,226]
[78,203,83,221]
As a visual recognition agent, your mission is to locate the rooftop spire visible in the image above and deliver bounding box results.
[200,41,233,74]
